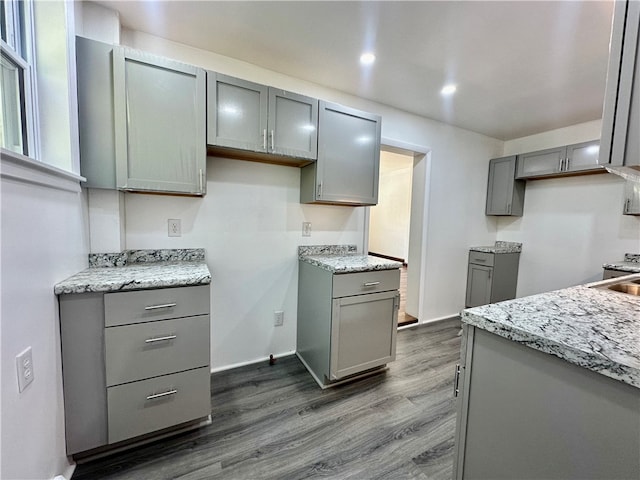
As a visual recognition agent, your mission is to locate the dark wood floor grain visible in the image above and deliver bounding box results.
[72,318,462,480]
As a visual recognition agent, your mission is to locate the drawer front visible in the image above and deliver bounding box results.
[469,251,495,267]
[104,285,209,327]
[107,367,211,444]
[332,269,400,298]
[603,268,634,280]
[105,315,210,387]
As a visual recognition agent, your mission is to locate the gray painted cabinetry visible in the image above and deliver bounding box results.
[297,262,399,387]
[207,73,318,163]
[76,36,206,195]
[59,285,211,456]
[453,325,639,479]
[624,181,640,215]
[300,102,382,206]
[465,251,520,308]
[515,140,601,179]
[485,156,525,216]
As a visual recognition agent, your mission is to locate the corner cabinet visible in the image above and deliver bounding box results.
[206,73,318,164]
[515,140,601,179]
[300,102,382,206]
[59,285,211,456]
[600,0,640,168]
[76,36,207,195]
[485,156,525,216]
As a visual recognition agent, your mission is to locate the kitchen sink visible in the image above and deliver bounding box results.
[594,278,640,296]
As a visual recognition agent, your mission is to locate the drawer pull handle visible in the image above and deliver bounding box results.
[474,259,486,262]
[146,389,177,401]
[363,281,380,287]
[145,335,177,344]
[144,303,177,311]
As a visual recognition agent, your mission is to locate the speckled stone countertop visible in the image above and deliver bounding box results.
[462,274,640,388]
[470,241,522,254]
[603,253,640,274]
[298,245,402,273]
[54,249,211,295]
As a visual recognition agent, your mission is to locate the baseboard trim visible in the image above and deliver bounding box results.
[420,314,461,325]
[211,350,296,374]
[368,251,406,265]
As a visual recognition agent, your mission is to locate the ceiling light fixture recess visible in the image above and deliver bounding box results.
[360,52,376,65]
[441,84,457,95]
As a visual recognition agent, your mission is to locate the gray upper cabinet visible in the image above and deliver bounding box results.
[600,0,640,168]
[300,101,381,206]
[623,181,640,215]
[485,156,525,216]
[113,47,206,195]
[207,73,318,162]
[516,140,601,179]
[76,36,206,195]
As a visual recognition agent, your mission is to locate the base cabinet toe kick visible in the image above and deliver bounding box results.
[58,285,211,457]
[297,261,400,388]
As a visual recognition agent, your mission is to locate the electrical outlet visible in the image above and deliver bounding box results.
[274,310,284,327]
[168,219,181,237]
[302,222,312,237]
[16,347,34,393]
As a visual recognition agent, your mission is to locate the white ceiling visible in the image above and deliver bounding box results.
[95,0,615,141]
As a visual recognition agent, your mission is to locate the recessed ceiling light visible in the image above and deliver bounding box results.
[360,52,376,65]
[441,84,457,95]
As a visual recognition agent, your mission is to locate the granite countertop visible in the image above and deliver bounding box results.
[298,245,402,273]
[462,274,640,388]
[54,249,211,295]
[470,240,522,254]
[603,253,640,274]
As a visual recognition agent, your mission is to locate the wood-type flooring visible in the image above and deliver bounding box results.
[73,318,462,480]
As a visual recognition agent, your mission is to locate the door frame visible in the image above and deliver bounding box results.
[363,138,431,324]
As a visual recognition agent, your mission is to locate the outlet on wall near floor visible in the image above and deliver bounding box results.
[168,219,181,237]
[16,346,34,392]
[302,222,312,237]
[274,310,284,326]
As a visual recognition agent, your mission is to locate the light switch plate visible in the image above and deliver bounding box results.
[16,347,34,393]
[302,222,312,237]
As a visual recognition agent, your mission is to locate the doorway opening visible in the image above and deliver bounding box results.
[366,142,429,328]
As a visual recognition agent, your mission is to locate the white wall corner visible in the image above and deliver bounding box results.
[88,188,126,253]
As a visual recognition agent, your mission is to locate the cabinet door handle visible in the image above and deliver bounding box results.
[145,334,177,344]
[474,258,486,262]
[199,169,204,193]
[488,269,492,279]
[363,281,380,287]
[146,389,177,401]
[625,198,630,213]
[263,129,267,150]
[317,183,322,198]
[144,303,177,311]
[453,364,461,397]
[565,158,570,170]
[270,130,275,150]
[507,203,511,214]
[558,158,563,171]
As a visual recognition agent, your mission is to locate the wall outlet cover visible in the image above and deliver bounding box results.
[16,346,34,393]
[274,310,284,326]
[302,222,312,237]
[168,219,181,237]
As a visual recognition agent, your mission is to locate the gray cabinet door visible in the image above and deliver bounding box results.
[600,0,640,167]
[516,146,565,179]
[330,290,398,380]
[312,101,381,205]
[113,47,206,195]
[623,180,640,215]
[268,89,318,159]
[465,264,493,308]
[207,73,268,152]
[565,140,601,173]
[485,156,524,216]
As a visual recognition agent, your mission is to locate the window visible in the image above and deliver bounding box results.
[1,0,38,158]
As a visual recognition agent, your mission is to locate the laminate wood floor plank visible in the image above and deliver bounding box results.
[72,318,461,480]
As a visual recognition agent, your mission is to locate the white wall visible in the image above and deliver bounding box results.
[368,151,414,261]
[497,120,640,297]
[118,29,503,367]
[1,3,89,479]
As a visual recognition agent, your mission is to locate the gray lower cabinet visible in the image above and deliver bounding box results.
[465,251,520,308]
[300,101,382,206]
[453,325,640,479]
[207,73,318,162]
[485,156,525,216]
[515,140,601,179]
[297,262,399,387]
[59,285,211,456]
[603,268,635,280]
[76,36,207,195]
[600,0,640,168]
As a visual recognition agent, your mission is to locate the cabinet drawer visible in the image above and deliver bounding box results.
[332,269,400,298]
[104,285,209,327]
[469,251,495,267]
[107,367,211,444]
[105,315,210,386]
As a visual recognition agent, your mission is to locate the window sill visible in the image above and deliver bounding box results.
[1,149,86,193]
